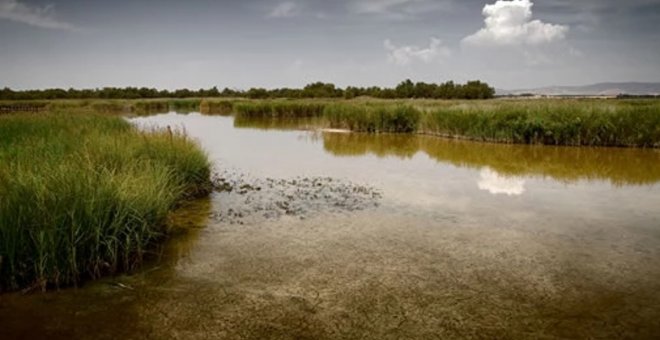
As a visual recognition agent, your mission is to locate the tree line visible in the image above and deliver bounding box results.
[0,80,495,100]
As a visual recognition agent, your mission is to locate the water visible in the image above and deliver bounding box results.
[2,112,659,339]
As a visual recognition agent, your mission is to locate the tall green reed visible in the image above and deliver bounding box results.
[0,113,211,291]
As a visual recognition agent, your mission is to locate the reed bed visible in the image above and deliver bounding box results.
[200,99,236,115]
[324,103,420,133]
[0,113,212,291]
[420,100,660,147]
[233,101,420,132]
[231,99,660,147]
[234,101,327,118]
[169,99,201,113]
[131,100,170,115]
[3,98,659,147]
[2,99,204,115]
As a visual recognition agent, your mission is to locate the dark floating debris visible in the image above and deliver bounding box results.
[210,170,382,225]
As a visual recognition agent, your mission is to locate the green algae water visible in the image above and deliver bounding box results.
[1,112,659,339]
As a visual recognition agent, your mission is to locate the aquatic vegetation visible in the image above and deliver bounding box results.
[169,99,201,113]
[131,100,170,115]
[0,99,201,115]
[234,101,421,133]
[2,98,658,147]
[200,99,240,115]
[420,99,660,147]
[210,171,382,225]
[0,113,212,291]
[234,115,323,131]
[324,103,421,133]
[235,99,660,147]
[234,101,328,118]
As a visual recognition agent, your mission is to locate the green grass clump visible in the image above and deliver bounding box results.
[0,113,212,291]
[132,100,170,115]
[1,99,203,115]
[420,100,660,147]
[169,99,201,113]
[323,104,421,133]
[234,101,327,118]
[200,99,245,115]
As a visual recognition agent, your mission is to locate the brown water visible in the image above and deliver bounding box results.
[2,112,660,339]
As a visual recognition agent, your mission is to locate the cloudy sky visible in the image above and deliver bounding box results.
[1,0,659,90]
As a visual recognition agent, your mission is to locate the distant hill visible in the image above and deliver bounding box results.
[498,82,660,96]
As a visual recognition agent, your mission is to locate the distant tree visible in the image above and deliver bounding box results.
[221,87,240,97]
[0,80,496,100]
[302,82,343,98]
[344,86,360,99]
[173,88,192,98]
[413,82,435,98]
[395,79,415,98]
[205,86,220,97]
[247,88,269,99]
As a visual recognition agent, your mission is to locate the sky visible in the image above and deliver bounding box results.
[1,0,659,90]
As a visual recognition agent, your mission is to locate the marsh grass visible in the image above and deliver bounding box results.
[132,100,170,115]
[169,99,201,113]
[3,98,659,147]
[1,99,204,116]
[233,99,660,147]
[420,100,660,147]
[233,101,420,132]
[0,113,211,291]
[324,103,420,133]
[234,101,327,118]
[200,99,247,115]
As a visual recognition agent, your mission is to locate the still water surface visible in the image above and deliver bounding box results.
[2,112,659,339]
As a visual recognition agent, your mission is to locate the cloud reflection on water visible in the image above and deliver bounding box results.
[478,167,526,196]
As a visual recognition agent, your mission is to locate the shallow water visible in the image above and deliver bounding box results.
[2,112,660,339]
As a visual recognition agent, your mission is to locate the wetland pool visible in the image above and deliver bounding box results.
[1,112,660,339]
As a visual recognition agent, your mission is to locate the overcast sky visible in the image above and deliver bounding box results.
[1,0,659,90]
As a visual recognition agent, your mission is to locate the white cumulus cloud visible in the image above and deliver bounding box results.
[0,0,76,30]
[463,0,568,46]
[384,37,450,66]
[477,168,526,196]
[268,2,301,18]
